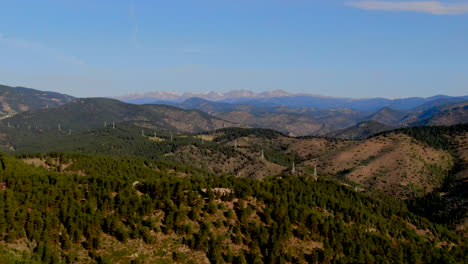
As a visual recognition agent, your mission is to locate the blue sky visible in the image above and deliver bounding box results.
[0,0,467,98]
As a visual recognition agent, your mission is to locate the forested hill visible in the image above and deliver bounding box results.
[0,118,466,234]
[377,124,468,232]
[0,152,466,263]
[1,97,239,133]
[0,84,74,118]
[0,123,465,199]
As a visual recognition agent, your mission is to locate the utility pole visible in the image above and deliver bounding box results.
[313,164,318,180]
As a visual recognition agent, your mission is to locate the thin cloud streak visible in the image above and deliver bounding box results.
[346,1,468,15]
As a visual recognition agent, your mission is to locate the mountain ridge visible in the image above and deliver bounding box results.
[1,97,241,134]
[0,84,75,118]
[0,83,466,139]
[116,90,467,112]
[151,96,468,137]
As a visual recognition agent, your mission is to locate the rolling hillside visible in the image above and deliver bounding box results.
[0,84,74,118]
[0,106,466,263]
[1,98,240,133]
[0,84,464,138]
[0,152,465,263]
[367,107,408,126]
[307,133,453,198]
[397,101,468,126]
[0,86,464,224]
[169,98,367,136]
[1,114,464,202]
[413,102,468,126]
[203,126,464,200]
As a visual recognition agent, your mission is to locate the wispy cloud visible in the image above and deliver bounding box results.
[345,1,468,15]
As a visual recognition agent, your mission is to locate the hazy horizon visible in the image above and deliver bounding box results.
[113,88,467,101]
[3,82,467,101]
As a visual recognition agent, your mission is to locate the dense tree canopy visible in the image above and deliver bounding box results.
[0,152,465,263]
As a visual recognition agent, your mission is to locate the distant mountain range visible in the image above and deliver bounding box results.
[0,84,466,139]
[117,90,468,112]
[117,90,292,104]
[142,96,468,137]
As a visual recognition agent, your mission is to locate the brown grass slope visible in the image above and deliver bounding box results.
[301,133,453,199]
[367,107,407,126]
[212,108,366,137]
[213,111,324,137]
[207,130,456,199]
[171,144,286,179]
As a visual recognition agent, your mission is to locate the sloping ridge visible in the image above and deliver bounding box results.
[304,132,454,199]
[367,107,407,125]
[326,120,394,140]
[412,102,468,126]
[2,97,240,133]
[0,84,74,118]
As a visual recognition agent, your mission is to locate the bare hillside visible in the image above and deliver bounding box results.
[302,133,453,198]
